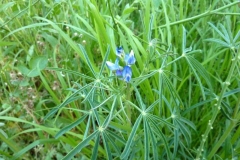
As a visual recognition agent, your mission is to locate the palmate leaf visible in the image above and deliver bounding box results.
[91,133,100,160]
[146,120,158,160]
[102,131,122,156]
[204,38,230,48]
[162,72,184,110]
[101,132,112,160]
[62,130,100,160]
[146,115,171,159]
[182,88,240,115]
[46,67,95,80]
[173,116,196,147]
[43,82,94,120]
[55,114,88,139]
[208,22,230,44]
[102,96,118,127]
[184,55,213,100]
[134,86,146,110]
[79,44,97,78]
[120,115,143,159]
[173,128,179,159]
[99,45,110,76]
[233,30,240,43]
[143,116,150,160]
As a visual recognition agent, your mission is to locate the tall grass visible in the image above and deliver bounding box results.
[0,0,240,159]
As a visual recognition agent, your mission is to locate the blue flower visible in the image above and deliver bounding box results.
[106,59,120,71]
[124,50,135,65]
[116,47,124,57]
[106,47,136,83]
[122,66,132,82]
[116,69,123,77]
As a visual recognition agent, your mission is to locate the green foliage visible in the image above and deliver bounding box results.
[0,0,240,160]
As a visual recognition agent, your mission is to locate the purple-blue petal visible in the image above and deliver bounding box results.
[124,50,136,65]
[122,66,132,82]
[106,61,119,71]
[116,47,123,57]
[116,69,123,76]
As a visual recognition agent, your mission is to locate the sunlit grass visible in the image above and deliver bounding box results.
[0,0,240,159]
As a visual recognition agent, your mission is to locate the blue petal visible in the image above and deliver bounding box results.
[122,66,132,82]
[116,47,124,57]
[116,69,123,76]
[124,50,136,65]
[106,60,119,71]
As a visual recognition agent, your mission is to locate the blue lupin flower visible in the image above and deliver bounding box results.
[106,47,136,83]
[106,59,120,71]
[124,50,136,65]
[122,66,132,82]
[116,47,124,57]
[116,69,123,77]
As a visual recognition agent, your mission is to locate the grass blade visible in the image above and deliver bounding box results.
[12,139,59,159]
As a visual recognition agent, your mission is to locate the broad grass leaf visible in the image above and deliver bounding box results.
[123,6,137,16]
[18,56,48,77]
[12,139,58,159]
[0,41,17,46]
[0,131,19,153]
[0,2,15,12]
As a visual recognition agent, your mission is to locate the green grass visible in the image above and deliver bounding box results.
[0,0,240,159]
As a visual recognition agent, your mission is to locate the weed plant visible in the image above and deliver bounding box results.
[0,0,240,159]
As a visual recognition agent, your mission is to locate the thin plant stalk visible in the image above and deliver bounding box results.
[196,48,240,159]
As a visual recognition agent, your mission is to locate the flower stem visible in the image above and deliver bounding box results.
[196,48,240,159]
[126,83,132,125]
[207,96,240,159]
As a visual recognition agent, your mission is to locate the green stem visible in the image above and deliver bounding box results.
[126,83,132,125]
[196,48,240,159]
[107,0,117,29]
[207,95,240,159]
[158,1,239,28]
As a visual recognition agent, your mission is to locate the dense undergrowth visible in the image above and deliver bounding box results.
[0,0,240,159]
